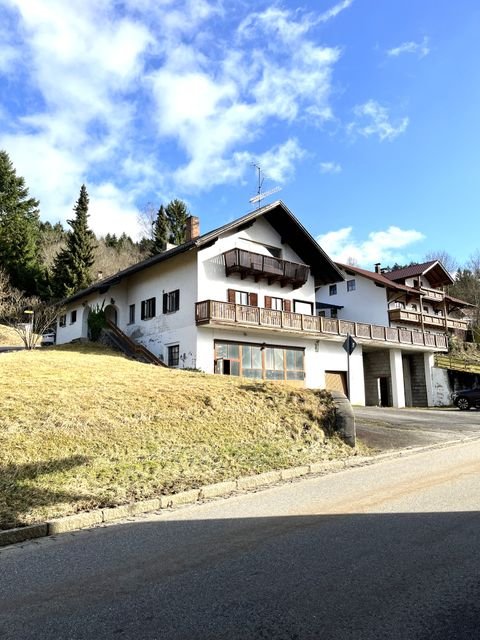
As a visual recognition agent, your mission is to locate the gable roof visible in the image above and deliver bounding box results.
[336,262,415,294]
[66,200,343,304]
[383,260,454,287]
[337,262,473,307]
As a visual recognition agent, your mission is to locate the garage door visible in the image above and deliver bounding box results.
[325,371,347,395]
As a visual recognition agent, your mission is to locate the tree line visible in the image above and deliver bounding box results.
[0,149,190,302]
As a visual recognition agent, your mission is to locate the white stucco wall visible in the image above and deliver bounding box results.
[316,269,389,326]
[431,366,452,406]
[197,217,316,309]
[316,340,365,405]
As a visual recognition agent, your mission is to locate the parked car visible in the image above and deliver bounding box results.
[41,331,56,346]
[452,388,480,410]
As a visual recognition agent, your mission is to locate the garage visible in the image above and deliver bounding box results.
[325,370,347,395]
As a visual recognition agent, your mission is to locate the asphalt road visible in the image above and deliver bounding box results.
[2,441,480,639]
[355,405,480,450]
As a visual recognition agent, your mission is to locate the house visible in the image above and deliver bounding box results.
[57,201,451,408]
[316,260,472,407]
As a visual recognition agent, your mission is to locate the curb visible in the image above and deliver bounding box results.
[2,435,479,548]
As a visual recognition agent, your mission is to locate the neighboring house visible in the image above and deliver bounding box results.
[316,261,472,407]
[57,201,452,408]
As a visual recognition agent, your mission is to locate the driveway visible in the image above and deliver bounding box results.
[354,405,480,451]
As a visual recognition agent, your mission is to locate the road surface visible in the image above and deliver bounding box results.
[2,440,480,639]
[355,405,480,450]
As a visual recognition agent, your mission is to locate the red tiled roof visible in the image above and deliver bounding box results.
[336,263,416,294]
[382,260,437,281]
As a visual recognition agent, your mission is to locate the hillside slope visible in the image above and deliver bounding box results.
[0,343,358,528]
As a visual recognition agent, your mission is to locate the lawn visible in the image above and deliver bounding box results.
[0,343,359,528]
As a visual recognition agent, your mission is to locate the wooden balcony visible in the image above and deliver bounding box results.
[389,308,469,331]
[195,300,448,350]
[420,286,445,302]
[223,248,309,289]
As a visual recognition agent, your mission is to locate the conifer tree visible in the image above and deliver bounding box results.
[52,185,96,298]
[165,199,188,245]
[0,150,41,294]
[150,204,169,256]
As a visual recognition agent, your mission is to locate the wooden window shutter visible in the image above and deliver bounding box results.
[151,297,156,317]
[227,289,236,303]
[175,289,180,311]
[283,299,291,312]
[264,296,272,309]
[249,292,258,307]
[141,300,146,320]
[163,293,168,314]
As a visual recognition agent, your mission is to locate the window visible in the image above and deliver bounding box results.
[167,344,179,367]
[411,304,417,311]
[163,289,180,314]
[141,297,156,320]
[59,314,66,327]
[70,310,77,324]
[264,296,290,311]
[329,284,337,296]
[215,341,304,382]
[347,279,356,292]
[331,308,338,319]
[293,300,313,315]
[129,304,135,324]
[227,289,258,306]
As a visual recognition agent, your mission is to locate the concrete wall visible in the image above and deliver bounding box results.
[363,350,392,406]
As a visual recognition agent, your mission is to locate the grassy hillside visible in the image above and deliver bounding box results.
[0,343,358,529]
[0,324,24,346]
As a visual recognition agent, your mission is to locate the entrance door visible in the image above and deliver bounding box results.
[378,377,390,406]
[325,371,347,395]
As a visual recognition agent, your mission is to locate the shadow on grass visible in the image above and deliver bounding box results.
[0,455,94,530]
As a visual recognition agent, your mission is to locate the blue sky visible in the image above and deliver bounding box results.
[1,0,479,269]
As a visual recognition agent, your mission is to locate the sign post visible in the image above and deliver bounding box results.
[342,334,357,399]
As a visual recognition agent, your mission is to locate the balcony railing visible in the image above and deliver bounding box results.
[388,308,469,331]
[420,286,445,302]
[195,300,448,350]
[223,248,310,289]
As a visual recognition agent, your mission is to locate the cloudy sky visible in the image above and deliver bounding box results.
[1,0,479,268]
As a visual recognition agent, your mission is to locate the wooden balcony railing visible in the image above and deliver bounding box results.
[420,286,445,302]
[195,301,448,350]
[388,308,469,331]
[223,248,310,289]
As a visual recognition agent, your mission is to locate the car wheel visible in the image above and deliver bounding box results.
[456,397,471,411]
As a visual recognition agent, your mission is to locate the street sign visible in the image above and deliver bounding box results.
[343,335,357,356]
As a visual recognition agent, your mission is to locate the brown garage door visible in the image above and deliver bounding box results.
[325,371,347,395]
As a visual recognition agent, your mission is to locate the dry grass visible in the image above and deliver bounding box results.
[0,343,360,528]
[0,324,25,346]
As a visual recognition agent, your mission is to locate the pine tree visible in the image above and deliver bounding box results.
[165,199,189,245]
[52,185,96,298]
[0,150,42,294]
[150,205,169,256]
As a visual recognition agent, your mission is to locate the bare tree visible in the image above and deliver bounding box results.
[137,202,157,241]
[0,269,63,349]
[424,250,459,276]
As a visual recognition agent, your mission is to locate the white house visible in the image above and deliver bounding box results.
[57,201,451,408]
[316,261,471,407]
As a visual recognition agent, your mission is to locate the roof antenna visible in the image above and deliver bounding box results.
[249,163,281,209]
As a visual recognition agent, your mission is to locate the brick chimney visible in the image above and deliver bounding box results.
[185,215,200,241]
[374,263,381,274]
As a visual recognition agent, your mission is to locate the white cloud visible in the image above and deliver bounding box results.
[320,161,342,174]
[1,0,351,232]
[317,225,425,266]
[318,0,354,24]
[387,37,430,59]
[348,100,409,142]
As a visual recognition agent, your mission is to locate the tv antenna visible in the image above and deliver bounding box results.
[249,163,281,209]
